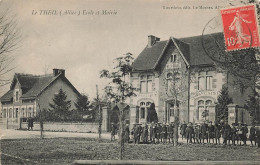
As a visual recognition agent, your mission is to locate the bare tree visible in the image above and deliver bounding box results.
[0,4,21,87]
[162,66,190,146]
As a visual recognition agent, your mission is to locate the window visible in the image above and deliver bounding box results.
[9,108,12,118]
[2,109,6,118]
[15,108,18,118]
[169,103,175,117]
[140,107,145,119]
[206,71,213,90]
[139,101,153,120]
[140,102,146,119]
[147,76,153,92]
[198,71,213,90]
[170,54,177,63]
[140,75,153,93]
[197,100,212,120]
[22,108,25,117]
[167,73,172,91]
[205,100,212,110]
[198,72,205,90]
[16,91,19,102]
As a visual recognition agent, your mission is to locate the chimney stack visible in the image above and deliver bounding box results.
[53,69,65,76]
[148,35,160,47]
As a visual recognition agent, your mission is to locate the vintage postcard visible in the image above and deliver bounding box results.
[0,0,259,164]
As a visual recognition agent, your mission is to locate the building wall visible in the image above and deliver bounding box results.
[1,77,80,123]
[37,77,79,112]
[158,44,189,124]
[130,71,160,125]
[189,67,225,123]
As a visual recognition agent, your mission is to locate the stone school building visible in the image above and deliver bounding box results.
[0,69,81,128]
[120,33,253,129]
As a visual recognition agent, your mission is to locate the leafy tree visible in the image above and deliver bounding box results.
[49,89,71,121]
[74,94,90,122]
[245,89,260,124]
[100,52,135,160]
[215,86,233,122]
[147,103,158,123]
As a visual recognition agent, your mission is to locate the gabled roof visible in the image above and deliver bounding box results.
[178,33,222,66]
[1,72,81,102]
[132,33,224,71]
[132,41,168,70]
[0,90,13,102]
[20,75,58,99]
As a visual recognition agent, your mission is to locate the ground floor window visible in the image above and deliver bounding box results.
[139,101,152,120]
[140,107,145,119]
[15,108,18,118]
[197,99,212,120]
[2,109,6,118]
[9,108,12,118]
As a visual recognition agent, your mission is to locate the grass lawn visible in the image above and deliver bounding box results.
[1,137,260,164]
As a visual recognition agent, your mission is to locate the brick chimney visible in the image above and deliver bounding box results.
[53,69,65,76]
[148,35,160,47]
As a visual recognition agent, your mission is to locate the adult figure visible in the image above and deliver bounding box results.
[149,122,154,142]
[214,122,221,145]
[137,124,142,144]
[157,123,162,143]
[223,121,231,145]
[152,123,158,144]
[242,124,248,145]
[237,122,243,145]
[133,124,139,144]
[27,117,30,130]
[201,121,208,144]
[143,124,149,144]
[186,122,194,143]
[29,117,34,130]
[230,123,237,145]
[207,121,214,144]
[180,121,187,140]
[111,123,117,141]
[168,123,174,143]
[256,127,260,148]
[162,123,167,144]
[194,123,201,144]
[249,124,256,146]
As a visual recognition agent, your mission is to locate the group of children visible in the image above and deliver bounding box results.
[181,121,259,146]
[111,120,260,147]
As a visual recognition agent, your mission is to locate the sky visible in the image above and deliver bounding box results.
[1,0,238,100]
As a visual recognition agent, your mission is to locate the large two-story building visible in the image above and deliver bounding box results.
[127,33,252,127]
[0,69,81,127]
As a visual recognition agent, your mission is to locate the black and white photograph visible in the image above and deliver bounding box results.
[0,0,260,164]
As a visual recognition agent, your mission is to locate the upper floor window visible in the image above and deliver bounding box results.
[198,71,213,90]
[140,75,153,93]
[170,54,177,63]
[15,91,19,102]
[167,73,172,91]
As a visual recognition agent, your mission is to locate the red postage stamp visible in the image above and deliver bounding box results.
[221,5,260,51]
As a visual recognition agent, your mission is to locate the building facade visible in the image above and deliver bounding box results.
[127,34,252,128]
[0,69,81,127]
